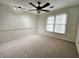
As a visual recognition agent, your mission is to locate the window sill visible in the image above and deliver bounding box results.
[46,31,66,35]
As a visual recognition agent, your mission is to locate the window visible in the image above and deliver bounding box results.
[46,16,54,32]
[46,13,67,34]
[54,14,67,34]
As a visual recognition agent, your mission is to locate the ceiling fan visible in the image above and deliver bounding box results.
[29,2,54,14]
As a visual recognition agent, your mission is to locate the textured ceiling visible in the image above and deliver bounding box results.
[0,0,79,14]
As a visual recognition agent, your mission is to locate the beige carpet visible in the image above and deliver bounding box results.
[0,34,78,58]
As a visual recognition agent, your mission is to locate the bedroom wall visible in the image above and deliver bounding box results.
[76,21,79,53]
[38,6,79,42]
[75,7,79,54]
[0,3,38,43]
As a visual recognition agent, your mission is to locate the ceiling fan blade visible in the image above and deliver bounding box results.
[42,10,50,12]
[29,9,36,11]
[29,2,37,8]
[49,6,54,8]
[42,3,50,8]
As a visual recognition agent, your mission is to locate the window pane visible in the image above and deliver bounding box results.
[51,16,54,24]
[54,25,66,34]
[47,16,54,24]
[55,14,67,24]
[47,17,51,24]
[46,25,53,32]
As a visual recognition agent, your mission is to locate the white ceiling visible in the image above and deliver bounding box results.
[0,0,79,14]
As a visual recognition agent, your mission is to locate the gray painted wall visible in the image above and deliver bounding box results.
[0,3,38,43]
[76,6,79,54]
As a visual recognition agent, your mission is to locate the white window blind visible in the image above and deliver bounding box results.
[46,13,67,34]
[54,14,67,34]
[46,16,54,32]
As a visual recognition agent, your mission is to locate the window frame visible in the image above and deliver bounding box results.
[46,12,68,34]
